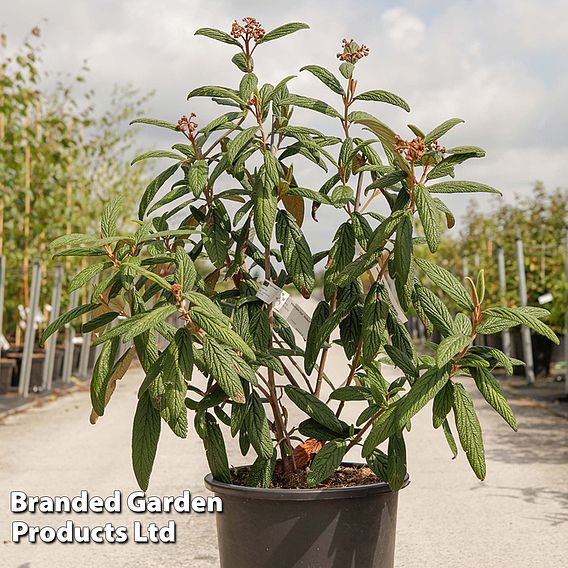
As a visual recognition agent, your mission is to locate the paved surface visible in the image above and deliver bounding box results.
[1,339,567,566]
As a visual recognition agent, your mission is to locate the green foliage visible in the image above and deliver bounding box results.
[54,16,548,492]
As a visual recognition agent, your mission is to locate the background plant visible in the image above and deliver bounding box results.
[0,27,150,336]
[43,18,558,491]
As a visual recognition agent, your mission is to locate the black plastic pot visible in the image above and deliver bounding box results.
[0,359,16,394]
[205,463,409,568]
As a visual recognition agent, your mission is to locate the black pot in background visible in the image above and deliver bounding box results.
[0,359,16,394]
[531,334,554,378]
[3,350,46,392]
[205,464,409,568]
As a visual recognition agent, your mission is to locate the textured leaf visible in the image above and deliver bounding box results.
[246,451,277,488]
[304,301,330,374]
[246,392,274,459]
[174,248,197,292]
[203,203,230,267]
[187,85,246,106]
[471,368,518,431]
[40,303,99,346]
[354,90,410,112]
[285,385,344,433]
[442,418,458,458]
[276,210,315,298]
[432,381,455,429]
[129,117,178,130]
[202,413,231,483]
[300,65,344,95]
[394,214,412,286]
[227,126,259,164]
[188,160,208,196]
[90,338,120,417]
[138,163,180,219]
[203,336,245,403]
[361,282,389,364]
[436,334,472,368]
[414,285,454,336]
[306,440,347,487]
[194,27,242,46]
[257,22,310,44]
[254,171,278,246]
[423,118,464,145]
[101,197,123,238]
[132,391,161,491]
[482,307,558,344]
[280,94,341,118]
[69,262,112,292]
[415,184,440,253]
[414,257,474,311]
[428,180,502,195]
[387,433,407,490]
[453,383,486,480]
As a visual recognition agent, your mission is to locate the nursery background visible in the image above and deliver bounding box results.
[1,1,567,567]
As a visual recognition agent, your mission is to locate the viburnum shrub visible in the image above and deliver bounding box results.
[42,18,558,491]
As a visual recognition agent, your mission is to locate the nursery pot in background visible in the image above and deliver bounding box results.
[205,464,409,568]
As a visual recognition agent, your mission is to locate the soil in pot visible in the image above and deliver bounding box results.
[205,463,409,568]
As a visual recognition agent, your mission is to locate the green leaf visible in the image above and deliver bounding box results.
[415,184,440,253]
[254,171,278,247]
[246,392,274,459]
[191,307,255,361]
[452,383,486,480]
[129,117,178,130]
[131,149,184,166]
[101,197,123,238]
[285,385,344,433]
[159,343,188,438]
[203,203,230,268]
[394,214,412,286]
[329,386,371,401]
[40,303,99,346]
[187,85,246,106]
[304,301,330,374]
[354,90,410,112]
[300,65,345,95]
[174,248,197,293]
[227,126,259,164]
[482,307,558,344]
[139,163,180,219]
[188,160,208,197]
[280,94,341,118]
[203,336,245,403]
[442,418,458,458]
[432,381,454,429]
[90,338,119,417]
[82,311,118,334]
[201,413,231,484]
[299,418,347,441]
[414,285,454,336]
[194,27,242,46]
[361,282,388,365]
[387,433,407,490]
[256,22,309,44]
[246,451,277,488]
[366,171,408,192]
[132,391,161,490]
[428,180,502,195]
[436,334,472,368]
[471,368,518,431]
[414,257,474,311]
[232,52,250,72]
[275,210,315,298]
[423,118,464,145]
[93,304,177,346]
[306,440,347,487]
[286,187,333,205]
[69,262,112,293]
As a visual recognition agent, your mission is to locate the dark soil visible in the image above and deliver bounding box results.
[232,464,383,490]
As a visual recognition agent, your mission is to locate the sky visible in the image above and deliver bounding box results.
[2,0,567,245]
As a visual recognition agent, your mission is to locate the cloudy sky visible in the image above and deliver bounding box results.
[3,0,567,243]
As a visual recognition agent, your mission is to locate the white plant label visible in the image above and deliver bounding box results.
[256,280,284,304]
[537,292,553,305]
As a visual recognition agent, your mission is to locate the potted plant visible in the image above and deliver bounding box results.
[41,17,559,568]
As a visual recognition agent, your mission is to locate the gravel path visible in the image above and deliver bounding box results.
[1,346,567,567]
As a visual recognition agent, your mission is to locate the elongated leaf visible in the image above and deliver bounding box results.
[40,303,99,345]
[482,307,558,344]
[285,385,344,433]
[432,381,454,429]
[275,210,315,298]
[304,301,330,374]
[132,391,161,490]
[187,85,246,106]
[354,90,410,112]
[471,368,518,431]
[257,22,309,44]
[306,440,347,487]
[394,214,412,286]
[415,184,440,253]
[428,180,502,195]
[442,418,459,458]
[188,160,208,196]
[129,117,178,130]
[202,413,231,483]
[227,126,259,164]
[131,149,184,166]
[453,383,486,480]
[436,334,472,368]
[361,282,388,365]
[247,392,274,459]
[203,336,245,403]
[174,248,197,292]
[203,203,230,268]
[69,262,112,292]
[423,118,464,145]
[139,163,180,219]
[387,432,407,490]
[414,257,474,311]
[90,338,120,417]
[254,171,278,246]
[300,65,344,95]
[280,94,341,118]
[194,27,242,46]
[414,285,454,336]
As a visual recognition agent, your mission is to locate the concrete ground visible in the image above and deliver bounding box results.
[1,340,567,567]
